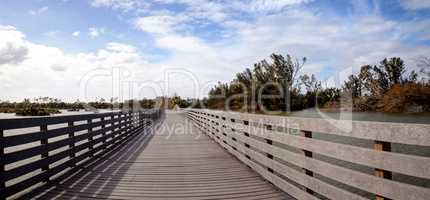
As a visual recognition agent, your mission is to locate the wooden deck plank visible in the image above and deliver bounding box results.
[23,112,290,200]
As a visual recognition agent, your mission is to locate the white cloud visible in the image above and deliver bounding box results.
[134,15,188,34]
[0,25,161,101]
[29,6,49,15]
[400,19,430,41]
[88,27,105,38]
[106,42,137,53]
[400,0,430,10]
[90,0,148,11]
[0,25,29,65]
[51,64,67,72]
[153,0,312,24]
[238,0,313,12]
[72,31,80,37]
[182,0,228,23]
[156,35,210,52]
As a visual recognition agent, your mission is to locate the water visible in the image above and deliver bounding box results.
[0,109,118,119]
[289,109,430,124]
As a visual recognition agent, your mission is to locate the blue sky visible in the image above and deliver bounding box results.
[0,0,430,101]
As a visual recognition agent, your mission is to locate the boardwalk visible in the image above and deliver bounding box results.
[23,112,287,200]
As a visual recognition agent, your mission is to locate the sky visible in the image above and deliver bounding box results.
[0,0,430,102]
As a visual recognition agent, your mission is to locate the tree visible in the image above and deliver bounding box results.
[343,75,361,98]
[300,74,320,93]
[358,65,374,95]
[233,68,254,111]
[300,74,321,108]
[170,95,191,108]
[253,54,306,112]
[206,53,306,112]
[317,87,341,107]
[381,57,405,85]
[417,56,430,81]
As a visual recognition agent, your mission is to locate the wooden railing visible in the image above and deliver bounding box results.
[187,109,430,200]
[0,109,163,200]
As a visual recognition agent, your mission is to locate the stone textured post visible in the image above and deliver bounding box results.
[301,130,314,195]
[374,140,392,200]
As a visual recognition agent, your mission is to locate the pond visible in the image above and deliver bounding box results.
[289,108,430,124]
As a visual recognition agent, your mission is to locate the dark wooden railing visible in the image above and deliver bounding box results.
[0,110,163,200]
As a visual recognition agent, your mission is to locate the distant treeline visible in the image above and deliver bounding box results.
[0,96,195,116]
[0,98,156,113]
[201,54,430,113]
[0,98,109,113]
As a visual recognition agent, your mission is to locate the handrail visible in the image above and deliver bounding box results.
[0,109,163,200]
[186,109,430,200]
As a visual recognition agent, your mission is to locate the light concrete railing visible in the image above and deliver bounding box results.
[186,109,430,200]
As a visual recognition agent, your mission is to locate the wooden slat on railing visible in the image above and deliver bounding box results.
[0,109,162,200]
[186,109,430,200]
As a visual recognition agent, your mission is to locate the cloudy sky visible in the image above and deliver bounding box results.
[0,0,430,102]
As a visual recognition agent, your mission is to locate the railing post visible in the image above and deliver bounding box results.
[68,121,75,167]
[121,113,127,139]
[265,124,275,173]
[101,117,106,145]
[374,140,392,200]
[119,113,124,138]
[112,114,116,141]
[301,130,314,195]
[130,112,134,131]
[87,119,93,157]
[0,129,5,200]
[125,113,130,137]
[139,112,144,129]
[40,124,49,183]
[124,113,128,135]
